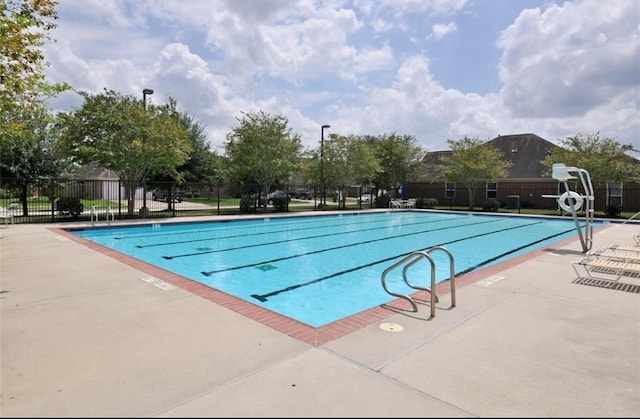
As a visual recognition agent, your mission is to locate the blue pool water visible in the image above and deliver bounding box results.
[68,211,600,327]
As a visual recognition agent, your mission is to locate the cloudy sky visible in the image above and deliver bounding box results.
[44,0,639,155]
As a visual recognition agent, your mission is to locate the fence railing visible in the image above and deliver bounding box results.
[1,177,638,224]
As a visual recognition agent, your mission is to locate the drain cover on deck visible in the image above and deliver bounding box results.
[379,322,404,332]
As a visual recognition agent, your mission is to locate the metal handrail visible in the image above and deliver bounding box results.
[426,246,456,308]
[381,246,456,318]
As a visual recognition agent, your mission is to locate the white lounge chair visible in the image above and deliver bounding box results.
[588,248,640,263]
[605,243,640,254]
[572,255,640,282]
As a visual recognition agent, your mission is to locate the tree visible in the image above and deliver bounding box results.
[0,0,71,212]
[149,99,219,184]
[367,133,426,197]
[56,89,192,216]
[148,101,221,206]
[436,136,512,210]
[541,132,640,186]
[1,103,75,215]
[224,110,302,211]
[0,0,70,146]
[323,134,381,208]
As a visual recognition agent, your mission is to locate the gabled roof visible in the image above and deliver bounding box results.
[487,133,558,179]
[423,133,559,181]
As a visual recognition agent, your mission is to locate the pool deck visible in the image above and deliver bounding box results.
[1,211,639,417]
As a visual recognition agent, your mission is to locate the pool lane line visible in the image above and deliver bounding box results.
[195,218,509,268]
[200,219,541,277]
[166,218,503,260]
[134,213,447,248]
[100,212,409,241]
[250,225,576,302]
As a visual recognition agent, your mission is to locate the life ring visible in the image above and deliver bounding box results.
[558,191,583,212]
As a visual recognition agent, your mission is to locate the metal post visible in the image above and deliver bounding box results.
[321,124,330,207]
[141,88,153,217]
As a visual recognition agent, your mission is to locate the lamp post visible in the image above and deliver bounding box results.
[142,88,154,108]
[320,124,330,207]
[140,88,154,217]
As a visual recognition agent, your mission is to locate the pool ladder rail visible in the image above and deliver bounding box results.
[381,246,456,318]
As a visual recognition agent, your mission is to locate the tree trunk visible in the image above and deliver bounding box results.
[467,187,475,210]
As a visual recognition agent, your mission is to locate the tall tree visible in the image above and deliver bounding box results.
[540,132,640,186]
[149,99,218,184]
[367,133,426,197]
[0,0,71,211]
[436,136,512,210]
[1,103,75,215]
[1,0,69,145]
[224,110,302,211]
[56,89,192,215]
[324,134,381,208]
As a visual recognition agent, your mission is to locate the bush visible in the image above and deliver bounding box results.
[482,199,500,212]
[375,194,390,208]
[239,194,257,213]
[55,197,84,217]
[416,197,437,209]
[271,196,289,212]
[604,204,622,217]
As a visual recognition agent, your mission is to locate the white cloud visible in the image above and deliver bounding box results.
[431,22,457,39]
[43,0,639,154]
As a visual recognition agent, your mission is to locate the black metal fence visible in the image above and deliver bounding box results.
[1,177,638,224]
[0,178,328,224]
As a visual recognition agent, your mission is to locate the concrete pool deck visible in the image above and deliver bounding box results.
[1,212,639,417]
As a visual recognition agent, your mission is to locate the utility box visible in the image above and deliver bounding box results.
[505,195,520,209]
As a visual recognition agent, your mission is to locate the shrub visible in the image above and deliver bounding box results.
[604,204,622,217]
[55,197,84,217]
[239,194,257,213]
[375,194,390,208]
[271,196,289,212]
[482,199,500,212]
[417,197,437,209]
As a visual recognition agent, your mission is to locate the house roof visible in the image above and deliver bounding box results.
[423,133,559,181]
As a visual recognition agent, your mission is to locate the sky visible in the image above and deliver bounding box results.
[44,0,640,155]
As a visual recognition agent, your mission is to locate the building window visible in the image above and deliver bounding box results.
[445,182,455,199]
[486,182,497,199]
[606,182,623,207]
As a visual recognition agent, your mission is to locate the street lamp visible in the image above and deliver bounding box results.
[140,88,154,217]
[320,124,330,207]
[142,88,154,109]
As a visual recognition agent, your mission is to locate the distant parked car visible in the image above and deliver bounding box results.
[267,190,291,205]
[152,188,184,203]
[358,193,374,204]
[292,188,313,200]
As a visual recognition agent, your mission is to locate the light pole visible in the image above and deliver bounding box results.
[142,88,154,108]
[320,124,330,207]
[141,88,154,216]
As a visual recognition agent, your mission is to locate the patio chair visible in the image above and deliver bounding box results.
[0,203,18,225]
[605,243,640,253]
[588,248,640,263]
[572,254,640,282]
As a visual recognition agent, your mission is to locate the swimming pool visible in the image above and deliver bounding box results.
[67,211,601,328]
